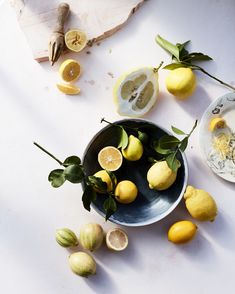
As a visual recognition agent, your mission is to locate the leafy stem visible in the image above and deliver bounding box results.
[33,142,63,165]
[156,34,235,92]
[34,141,118,220]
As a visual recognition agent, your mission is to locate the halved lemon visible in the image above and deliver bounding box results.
[56,83,80,95]
[106,228,128,251]
[98,146,123,171]
[209,117,226,132]
[59,59,81,82]
[65,29,87,52]
[113,67,159,117]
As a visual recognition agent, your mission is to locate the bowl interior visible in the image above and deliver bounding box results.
[82,119,187,226]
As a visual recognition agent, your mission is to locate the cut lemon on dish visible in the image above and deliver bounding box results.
[98,146,123,171]
[59,59,81,82]
[209,117,226,132]
[113,67,159,117]
[106,228,128,251]
[56,83,80,95]
[65,29,87,52]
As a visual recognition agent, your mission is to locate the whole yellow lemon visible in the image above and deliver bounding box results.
[184,185,217,221]
[168,220,197,244]
[93,170,116,193]
[166,68,196,99]
[122,135,143,161]
[114,180,138,204]
[147,161,177,191]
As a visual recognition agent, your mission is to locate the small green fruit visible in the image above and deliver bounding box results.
[69,252,96,277]
[55,228,78,248]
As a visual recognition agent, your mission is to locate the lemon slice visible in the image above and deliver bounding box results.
[56,83,80,95]
[106,228,128,251]
[65,29,87,52]
[59,59,81,82]
[98,146,123,171]
[209,117,226,132]
[113,67,159,117]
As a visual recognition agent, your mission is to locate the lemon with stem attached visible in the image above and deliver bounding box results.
[166,68,196,99]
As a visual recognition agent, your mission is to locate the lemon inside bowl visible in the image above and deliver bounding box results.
[82,119,188,227]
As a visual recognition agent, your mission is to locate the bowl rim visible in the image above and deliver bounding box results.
[82,118,188,227]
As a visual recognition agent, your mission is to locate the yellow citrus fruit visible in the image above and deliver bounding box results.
[114,180,138,204]
[93,170,117,193]
[65,29,87,52]
[59,59,81,82]
[56,83,80,95]
[98,146,123,171]
[122,135,143,161]
[166,68,196,99]
[147,161,177,191]
[184,186,217,221]
[106,228,128,251]
[168,220,197,244]
[209,117,226,132]
[113,67,159,117]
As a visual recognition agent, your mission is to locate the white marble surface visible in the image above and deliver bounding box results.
[1,0,235,293]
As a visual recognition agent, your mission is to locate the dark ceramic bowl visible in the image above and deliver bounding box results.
[82,119,188,227]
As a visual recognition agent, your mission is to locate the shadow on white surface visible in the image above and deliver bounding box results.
[177,85,212,120]
[85,261,118,294]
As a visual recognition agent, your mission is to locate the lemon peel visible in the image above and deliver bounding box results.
[114,180,138,204]
[168,220,197,244]
[166,68,196,99]
[184,185,217,221]
[121,135,143,161]
[56,83,80,95]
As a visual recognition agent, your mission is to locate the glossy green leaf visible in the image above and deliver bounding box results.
[48,169,66,188]
[64,164,84,183]
[159,135,180,149]
[106,171,117,193]
[117,127,129,149]
[179,137,188,152]
[82,185,97,211]
[88,176,107,193]
[184,52,213,62]
[63,156,81,167]
[156,35,180,61]
[153,140,173,155]
[166,153,181,173]
[103,196,117,221]
[138,131,148,144]
[171,126,186,135]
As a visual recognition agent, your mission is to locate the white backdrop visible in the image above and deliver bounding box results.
[0,0,235,293]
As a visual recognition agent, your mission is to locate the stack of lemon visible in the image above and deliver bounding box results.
[57,30,87,95]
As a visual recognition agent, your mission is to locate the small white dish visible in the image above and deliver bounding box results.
[199,92,235,182]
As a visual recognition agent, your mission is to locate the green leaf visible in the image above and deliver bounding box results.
[163,63,187,70]
[106,171,117,192]
[103,196,117,221]
[63,156,81,167]
[166,153,181,173]
[155,35,180,61]
[88,176,107,193]
[117,127,128,149]
[159,135,180,149]
[138,131,148,144]
[82,185,97,211]
[179,137,188,152]
[171,126,186,135]
[153,140,172,155]
[64,164,84,183]
[184,52,213,62]
[176,40,190,59]
[48,169,66,188]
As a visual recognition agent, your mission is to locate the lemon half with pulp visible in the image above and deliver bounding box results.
[59,59,81,82]
[65,29,87,52]
[114,67,159,117]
